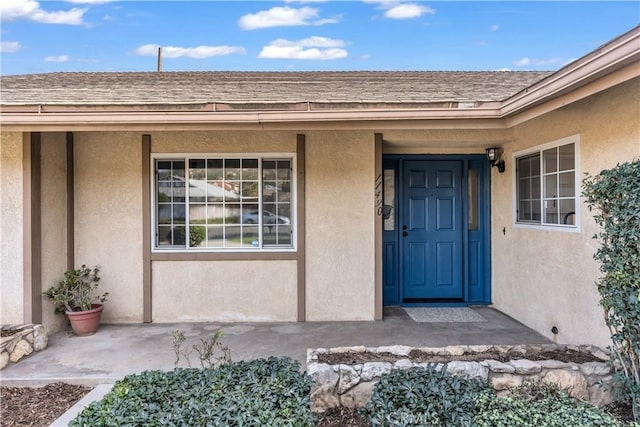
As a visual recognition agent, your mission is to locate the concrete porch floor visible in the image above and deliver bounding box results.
[0,307,550,387]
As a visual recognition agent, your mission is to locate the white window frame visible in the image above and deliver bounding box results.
[151,152,297,252]
[512,135,581,233]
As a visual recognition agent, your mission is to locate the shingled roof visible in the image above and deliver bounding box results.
[0,71,551,107]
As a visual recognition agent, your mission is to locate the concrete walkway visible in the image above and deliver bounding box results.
[0,307,549,387]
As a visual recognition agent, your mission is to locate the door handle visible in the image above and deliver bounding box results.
[402,231,408,237]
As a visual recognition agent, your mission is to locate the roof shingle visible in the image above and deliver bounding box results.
[0,71,551,107]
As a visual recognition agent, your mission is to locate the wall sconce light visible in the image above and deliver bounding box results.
[485,147,505,173]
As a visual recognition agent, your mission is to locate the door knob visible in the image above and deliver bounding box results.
[402,231,408,237]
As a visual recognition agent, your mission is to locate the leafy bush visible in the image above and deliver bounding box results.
[70,357,316,426]
[474,381,626,427]
[360,365,490,426]
[583,160,640,422]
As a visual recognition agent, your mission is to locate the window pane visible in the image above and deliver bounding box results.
[519,177,531,200]
[277,161,291,180]
[559,172,575,197]
[531,199,541,222]
[157,226,172,246]
[173,162,185,178]
[544,174,557,198]
[558,143,575,171]
[531,155,540,176]
[158,204,172,224]
[242,226,259,248]
[207,204,224,224]
[560,199,576,225]
[521,156,532,177]
[189,204,206,223]
[207,181,225,202]
[189,178,206,202]
[276,225,292,245]
[544,200,559,224]
[206,226,223,248]
[518,200,531,222]
[225,204,241,224]
[189,225,206,248]
[241,205,259,224]
[242,159,258,180]
[384,169,396,231]
[277,204,291,223]
[531,176,541,199]
[242,182,259,199]
[173,226,186,246]
[225,159,241,180]
[207,159,224,180]
[173,204,185,224]
[468,169,479,231]
[224,226,241,247]
[543,147,558,173]
[263,161,276,179]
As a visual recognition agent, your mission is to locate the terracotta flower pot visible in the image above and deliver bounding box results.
[66,304,104,336]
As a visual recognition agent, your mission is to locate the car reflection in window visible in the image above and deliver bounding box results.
[242,210,290,225]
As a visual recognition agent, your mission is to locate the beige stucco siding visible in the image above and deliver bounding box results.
[40,133,69,333]
[492,78,640,347]
[74,132,144,323]
[0,132,25,324]
[152,260,297,321]
[305,131,375,320]
[151,130,297,153]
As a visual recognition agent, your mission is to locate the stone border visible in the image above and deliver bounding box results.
[307,344,613,412]
[1,324,48,370]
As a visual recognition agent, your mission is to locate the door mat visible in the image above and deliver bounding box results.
[403,307,487,323]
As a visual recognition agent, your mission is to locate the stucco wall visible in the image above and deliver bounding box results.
[40,133,69,333]
[152,260,297,321]
[74,132,144,323]
[491,78,640,347]
[305,131,376,320]
[0,132,25,324]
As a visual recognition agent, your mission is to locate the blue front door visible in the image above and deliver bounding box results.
[402,161,463,300]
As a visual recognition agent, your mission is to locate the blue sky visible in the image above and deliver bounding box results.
[1,1,638,75]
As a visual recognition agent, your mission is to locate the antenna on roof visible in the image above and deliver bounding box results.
[157,47,162,72]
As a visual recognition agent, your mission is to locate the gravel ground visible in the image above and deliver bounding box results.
[0,383,91,427]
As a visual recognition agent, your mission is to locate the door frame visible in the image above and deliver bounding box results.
[382,154,492,307]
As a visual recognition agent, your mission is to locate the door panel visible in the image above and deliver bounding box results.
[402,161,463,300]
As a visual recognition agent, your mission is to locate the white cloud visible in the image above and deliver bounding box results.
[258,37,347,60]
[514,57,563,67]
[490,24,499,31]
[365,1,435,19]
[473,40,489,46]
[44,55,70,62]
[361,53,371,60]
[134,44,246,59]
[385,3,435,19]
[0,41,21,53]
[238,6,339,30]
[0,0,86,25]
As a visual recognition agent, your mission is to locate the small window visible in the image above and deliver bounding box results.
[514,136,579,229]
[154,155,294,251]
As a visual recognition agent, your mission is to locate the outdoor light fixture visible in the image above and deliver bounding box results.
[485,147,505,173]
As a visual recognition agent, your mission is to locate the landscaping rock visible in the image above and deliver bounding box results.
[337,365,360,394]
[543,369,589,400]
[311,383,340,413]
[361,362,392,381]
[393,359,413,370]
[9,339,33,363]
[340,382,376,408]
[481,359,515,373]
[0,351,8,369]
[580,362,610,376]
[508,359,542,374]
[446,361,488,380]
[309,363,339,392]
[490,373,523,391]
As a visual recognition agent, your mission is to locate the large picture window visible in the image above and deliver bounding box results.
[515,136,579,229]
[154,155,294,250]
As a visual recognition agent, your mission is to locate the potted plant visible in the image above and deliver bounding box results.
[43,265,109,336]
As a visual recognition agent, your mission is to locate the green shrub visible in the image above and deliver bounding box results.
[474,382,626,427]
[70,357,316,426]
[583,160,640,422]
[360,365,490,426]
